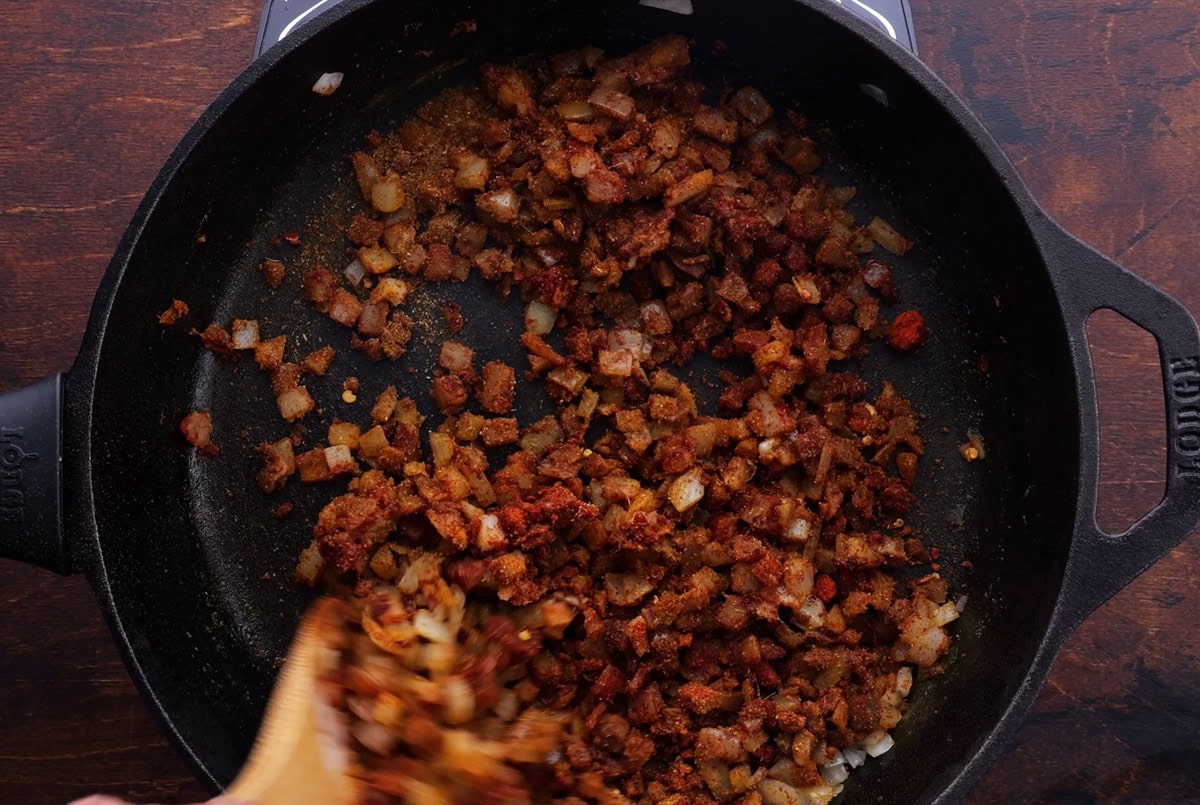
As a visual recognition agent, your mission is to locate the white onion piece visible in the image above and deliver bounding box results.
[746,124,782,149]
[312,72,344,96]
[414,610,452,643]
[276,386,314,422]
[556,100,595,121]
[784,517,812,543]
[454,155,490,190]
[669,467,705,512]
[323,445,356,475]
[795,596,825,628]
[604,573,656,606]
[477,513,507,552]
[896,666,914,697]
[588,87,636,121]
[820,762,849,785]
[609,327,651,359]
[698,760,733,798]
[862,731,894,757]
[757,779,804,805]
[344,259,366,287]
[933,602,961,626]
[804,784,842,805]
[476,188,520,223]
[783,558,814,600]
[842,747,867,768]
[525,300,556,335]
[231,319,259,349]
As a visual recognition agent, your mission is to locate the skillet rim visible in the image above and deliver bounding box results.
[61,0,1091,796]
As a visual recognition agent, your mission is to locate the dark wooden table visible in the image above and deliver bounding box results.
[2,1,1198,802]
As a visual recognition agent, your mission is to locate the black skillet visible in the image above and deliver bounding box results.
[1,0,1198,801]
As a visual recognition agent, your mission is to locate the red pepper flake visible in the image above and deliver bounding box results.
[814,574,837,603]
[281,231,302,246]
[442,301,465,334]
[274,501,295,519]
[449,19,477,36]
[887,310,928,351]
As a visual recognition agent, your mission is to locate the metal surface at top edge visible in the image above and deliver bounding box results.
[255,0,918,58]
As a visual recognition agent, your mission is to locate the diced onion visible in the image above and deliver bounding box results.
[414,610,453,643]
[842,747,867,768]
[369,176,405,214]
[295,541,323,585]
[867,216,912,255]
[731,86,773,125]
[312,72,344,95]
[820,762,849,785]
[454,155,490,190]
[344,259,366,287]
[896,666,914,696]
[603,573,656,606]
[669,467,705,512]
[609,328,651,359]
[588,88,636,121]
[933,602,961,626]
[795,596,825,628]
[556,100,595,121]
[324,444,356,475]
[276,386,314,422]
[231,319,259,349]
[476,188,520,223]
[862,731,895,757]
[784,517,812,542]
[758,779,804,805]
[700,760,733,798]
[525,301,556,335]
[477,513,507,552]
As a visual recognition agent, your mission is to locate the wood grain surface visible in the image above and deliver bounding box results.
[1,1,1198,802]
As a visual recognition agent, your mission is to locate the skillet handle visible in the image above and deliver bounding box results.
[0,373,68,574]
[1042,225,1200,626]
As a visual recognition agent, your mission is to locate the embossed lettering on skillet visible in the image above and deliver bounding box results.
[1169,357,1200,480]
[0,427,39,524]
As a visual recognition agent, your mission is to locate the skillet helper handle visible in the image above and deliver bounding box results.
[0,373,67,574]
[1044,226,1200,624]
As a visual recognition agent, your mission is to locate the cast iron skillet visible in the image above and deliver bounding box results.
[1,0,1198,801]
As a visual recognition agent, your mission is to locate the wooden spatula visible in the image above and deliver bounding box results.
[225,597,363,805]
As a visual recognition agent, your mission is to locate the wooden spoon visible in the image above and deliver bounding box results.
[225,597,363,805]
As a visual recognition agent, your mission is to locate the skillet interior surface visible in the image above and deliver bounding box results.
[79,0,1081,797]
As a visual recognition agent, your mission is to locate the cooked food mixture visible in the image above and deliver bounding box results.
[205,34,959,805]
